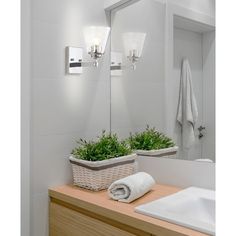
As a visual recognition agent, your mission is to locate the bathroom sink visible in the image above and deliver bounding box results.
[135,187,215,235]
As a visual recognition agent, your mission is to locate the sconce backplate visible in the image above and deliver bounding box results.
[111,52,123,76]
[66,46,83,74]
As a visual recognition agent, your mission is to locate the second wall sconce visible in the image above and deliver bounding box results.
[66,26,110,74]
[110,32,146,71]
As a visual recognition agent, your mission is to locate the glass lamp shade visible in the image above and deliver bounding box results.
[123,32,146,58]
[83,26,110,54]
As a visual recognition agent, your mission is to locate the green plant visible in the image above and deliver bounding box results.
[71,131,132,161]
[128,126,175,150]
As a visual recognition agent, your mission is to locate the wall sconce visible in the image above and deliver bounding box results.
[110,32,146,71]
[66,26,110,74]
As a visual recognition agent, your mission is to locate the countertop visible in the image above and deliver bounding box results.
[49,184,210,236]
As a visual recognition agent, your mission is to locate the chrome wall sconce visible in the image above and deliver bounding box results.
[66,26,110,74]
[110,32,146,71]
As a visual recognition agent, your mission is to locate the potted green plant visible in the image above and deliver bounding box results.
[128,126,178,157]
[69,131,137,191]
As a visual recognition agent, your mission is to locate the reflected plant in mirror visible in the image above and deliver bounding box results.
[128,126,175,151]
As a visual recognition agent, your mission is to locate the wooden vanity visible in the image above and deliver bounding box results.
[49,184,210,236]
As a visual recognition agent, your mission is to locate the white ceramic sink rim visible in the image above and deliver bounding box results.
[135,187,215,235]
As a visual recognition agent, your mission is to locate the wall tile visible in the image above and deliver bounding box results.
[32,193,49,236]
[138,156,215,189]
[32,0,108,25]
[32,78,110,135]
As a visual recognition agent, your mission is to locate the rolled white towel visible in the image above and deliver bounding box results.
[108,172,155,203]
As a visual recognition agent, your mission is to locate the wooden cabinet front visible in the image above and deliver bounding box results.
[49,202,149,236]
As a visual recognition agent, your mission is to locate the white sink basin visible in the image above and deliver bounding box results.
[135,187,215,235]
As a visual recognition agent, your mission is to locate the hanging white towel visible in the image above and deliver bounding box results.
[177,58,198,149]
[108,172,155,203]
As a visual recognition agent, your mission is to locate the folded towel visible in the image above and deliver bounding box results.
[108,172,155,203]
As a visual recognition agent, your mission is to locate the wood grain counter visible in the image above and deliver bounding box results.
[49,184,210,236]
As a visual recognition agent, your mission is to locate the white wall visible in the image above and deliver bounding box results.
[138,156,215,189]
[21,0,31,235]
[31,0,110,235]
[168,0,215,17]
[105,0,215,17]
[202,31,215,161]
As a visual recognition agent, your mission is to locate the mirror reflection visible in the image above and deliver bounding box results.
[110,0,215,162]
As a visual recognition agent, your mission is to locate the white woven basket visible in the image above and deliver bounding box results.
[69,154,138,191]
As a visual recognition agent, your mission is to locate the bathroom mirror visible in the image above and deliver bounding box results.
[110,0,215,162]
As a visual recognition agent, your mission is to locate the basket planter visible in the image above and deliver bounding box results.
[135,146,178,157]
[69,153,137,191]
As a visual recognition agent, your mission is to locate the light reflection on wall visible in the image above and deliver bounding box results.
[64,77,84,110]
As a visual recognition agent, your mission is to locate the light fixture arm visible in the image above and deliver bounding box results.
[81,60,99,68]
[110,50,140,71]
[66,47,102,74]
[110,62,136,71]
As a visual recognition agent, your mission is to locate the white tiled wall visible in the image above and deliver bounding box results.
[138,156,215,189]
[31,0,110,235]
